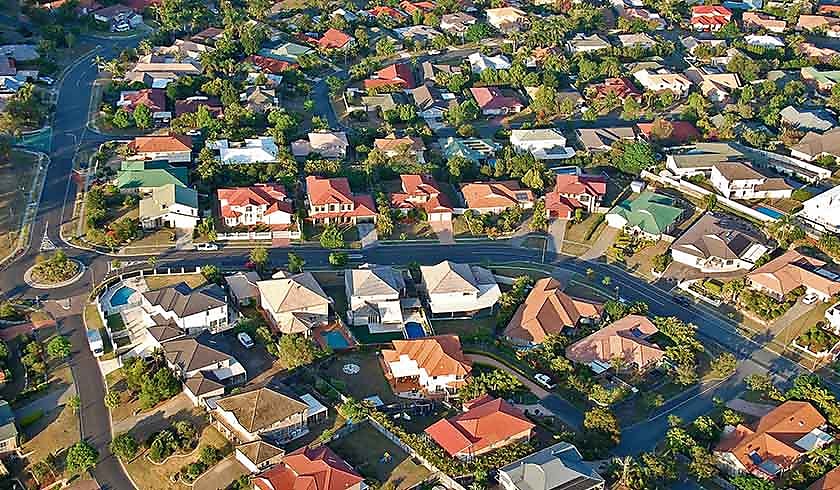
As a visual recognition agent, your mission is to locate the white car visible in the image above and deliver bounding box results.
[37,76,55,85]
[194,242,219,251]
[237,332,254,349]
[114,23,130,32]
[534,373,556,390]
[803,292,820,305]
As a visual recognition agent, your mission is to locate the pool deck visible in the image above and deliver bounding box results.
[314,322,357,350]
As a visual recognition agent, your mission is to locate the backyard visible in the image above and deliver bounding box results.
[330,423,431,490]
[321,351,397,404]
[21,404,80,468]
[0,150,40,253]
[144,273,207,290]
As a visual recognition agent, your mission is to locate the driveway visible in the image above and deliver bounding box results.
[111,393,194,436]
[464,353,583,430]
[17,380,76,418]
[198,331,274,379]
[193,455,249,490]
[358,223,378,249]
[769,299,816,337]
[548,219,567,255]
[430,220,454,244]
[580,225,620,260]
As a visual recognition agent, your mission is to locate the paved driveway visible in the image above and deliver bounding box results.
[193,455,249,490]
[580,225,620,260]
[548,219,567,255]
[358,223,378,249]
[430,220,454,244]
[770,299,816,337]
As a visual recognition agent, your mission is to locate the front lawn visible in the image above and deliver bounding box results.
[21,404,79,465]
[330,423,431,490]
[0,150,39,253]
[83,303,104,331]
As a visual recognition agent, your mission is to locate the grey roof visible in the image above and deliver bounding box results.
[780,106,836,132]
[346,265,405,298]
[0,401,16,443]
[237,440,285,466]
[499,442,603,490]
[225,271,261,301]
[792,127,840,158]
[421,261,496,294]
[714,161,765,181]
[147,324,185,342]
[668,142,744,169]
[139,184,199,220]
[185,372,225,397]
[143,283,226,318]
[216,387,308,433]
[671,212,765,261]
[575,127,636,151]
[162,338,232,373]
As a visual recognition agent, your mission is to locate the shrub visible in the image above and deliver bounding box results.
[583,214,605,241]
[19,410,43,428]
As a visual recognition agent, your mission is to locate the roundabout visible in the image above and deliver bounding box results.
[23,257,86,289]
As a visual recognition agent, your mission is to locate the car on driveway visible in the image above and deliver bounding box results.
[803,292,820,305]
[534,373,556,390]
[237,332,254,349]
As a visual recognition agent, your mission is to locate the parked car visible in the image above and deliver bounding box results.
[37,76,54,85]
[803,292,820,305]
[194,242,219,251]
[237,332,254,349]
[673,295,692,307]
[534,373,556,390]
[114,22,130,32]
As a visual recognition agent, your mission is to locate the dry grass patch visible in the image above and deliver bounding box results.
[144,274,207,290]
[22,404,79,463]
[0,150,39,252]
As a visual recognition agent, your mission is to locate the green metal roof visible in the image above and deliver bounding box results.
[608,192,683,235]
[116,161,189,190]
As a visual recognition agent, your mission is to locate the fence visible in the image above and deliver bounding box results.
[367,417,468,490]
[216,230,301,241]
[640,170,776,223]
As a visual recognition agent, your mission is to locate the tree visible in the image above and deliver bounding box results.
[688,446,717,480]
[710,352,737,378]
[250,246,269,270]
[112,108,132,129]
[531,85,559,121]
[47,336,72,360]
[731,475,776,490]
[703,193,717,211]
[329,252,348,267]
[132,104,152,130]
[617,141,655,175]
[319,225,345,249]
[67,395,81,414]
[104,391,120,409]
[65,441,98,474]
[196,148,221,182]
[583,407,621,450]
[277,334,322,369]
[530,200,547,232]
[201,264,221,284]
[110,432,139,461]
[377,211,394,237]
[288,252,305,273]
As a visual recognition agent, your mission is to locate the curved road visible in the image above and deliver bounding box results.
[2,31,837,489]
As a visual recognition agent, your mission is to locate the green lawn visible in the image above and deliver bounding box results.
[106,313,126,332]
[84,303,104,331]
[322,352,396,404]
[144,273,207,290]
[432,317,496,341]
[330,424,431,490]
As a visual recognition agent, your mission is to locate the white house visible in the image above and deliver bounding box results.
[467,52,511,73]
[566,34,611,54]
[139,184,199,231]
[257,273,331,334]
[420,261,501,318]
[798,185,840,233]
[210,137,278,164]
[217,184,293,228]
[510,129,575,161]
[141,283,230,335]
[211,387,309,444]
[745,34,785,49]
[710,162,792,200]
[381,335,472,399]
[633,69,692,96]
[670,213,768,274]
[345,266,406,333]
[161,338,246,385]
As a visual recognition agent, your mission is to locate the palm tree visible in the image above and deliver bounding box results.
[612,456,635,490]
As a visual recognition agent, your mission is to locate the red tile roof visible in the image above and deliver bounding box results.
[810,465,840,490]
[253,446,363,490]
[368,5,406,19]
[636,121,700,143]
[305,176,377,219]
[128,134,193,153]
[318,29,353,49]
[246,55,298,73]
[565,315,664,369]
[364,63,416,90]
[174,96,222,117]
[400,0,435,13]
[382,335,472,378]
[218,184,292,218]
[122,88,166,112]
[470,87,523,111]
[390,174,453,214]
[595,77,641,100]
[692,5,732,16]
[425,396,535,457]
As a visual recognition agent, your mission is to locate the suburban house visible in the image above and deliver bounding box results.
[373,136,426,162]
[637,120,700,143]
[292,132,350,159]
[799,184,840,233]
[618,33,657,48]
[234,440,284,474]
[809,466,840,490]
[545,174,607,218]
[485,7,528,31]
[212,386,309,444]
[124,55,202,87]
[241,86,277,113]
[257,272,331,334]
[591,78,641,102]
[504,278,603,347]
[394,25,443,43]
[425,395,535,459]
[305,176,377,225]
[116,160,189,194]
[420,261,501,318]
[780,106,836,132]
[575,127,636,152]
[801,66,840,92]
[0,401,17,454]
[411,85,456,121]
[174,95,223,117]
[510,129,575,161]
[138,184,199,231]
[605,192,684,240]
[225,271,261,307]
[210,137,278,165]
[421,61,462,82]
[364,63,416,90]
[184,371,226,408]
[633,70,692,96]
[800,43,840,64]
[467,52,511,73]
[367,5,406,20]
[690,5,732,31]
[745,34,785,49]
[714,401,834,479]
[313,28,354,50]
[670,213,769,275]
[747,250,840,301]
[440,12,477,34]
[345,265,406,331]
[380,335,472,398]
[665,142,745,177]
[93,4,141,30]
[470,87,524,116]
[460,181,535,214]
[499,442,605,490]
[217,184,293,228]
[390,174,454,222]
[161,338,245,386]
[566,33,611,54]
[710,162,793,199]
[684,68,741,104]
[253,446,364,490]
[141,283,230,335]
[442,137,500,165]
[127,134,192,163]
[117,88,166,113]
[566,315,665,374]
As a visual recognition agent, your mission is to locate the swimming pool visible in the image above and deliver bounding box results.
[552,166,580,175]
[110,286,136,307]
[404,322,425,339]
[754,206,784,220]
[321,331,350,349]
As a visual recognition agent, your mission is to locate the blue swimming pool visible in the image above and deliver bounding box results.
[553,166,580,175]
[755,206,784,219]
[322,331,350,349]
[110,286,136,307]
[404,322,425,339]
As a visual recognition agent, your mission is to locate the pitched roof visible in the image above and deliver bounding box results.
[184,372,224,397]
[425,396,535,456]
[364,63,416,89]
[306,176,354,205]
[420,261,495,294]
[499,442,604,490]
[716,401,828,477]
[218,184,292,218]
[810,465,840,490]
[116,160,190,190]
[162,338,232,373]
[792,127,840,158]
[747,250,840,297]
[216,387,308,433]
[147,325,185,342]
[608,192,683,235]
[504,278,603,344]
[237,440,285,467]
[550,174,607,197]
[390,174,453,214]
[318,28,353,49]
[460,181,534,210]
[575,127,636,150]
[671,213,765,262]
[139,184,198,220]
[142,282,226,317]
[254,445,363,490]
[128,134,192,153]
[257,272,332,314]
[121,88,166,112]
[0,400,17,443]
[470,87,522,110]
[345,266,405,298]
[382,335,472,378]
[174,96,222,117]
[636,120,700,142]
[565,315,665,368]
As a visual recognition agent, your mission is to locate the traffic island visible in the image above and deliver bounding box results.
[23,252,85,289]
